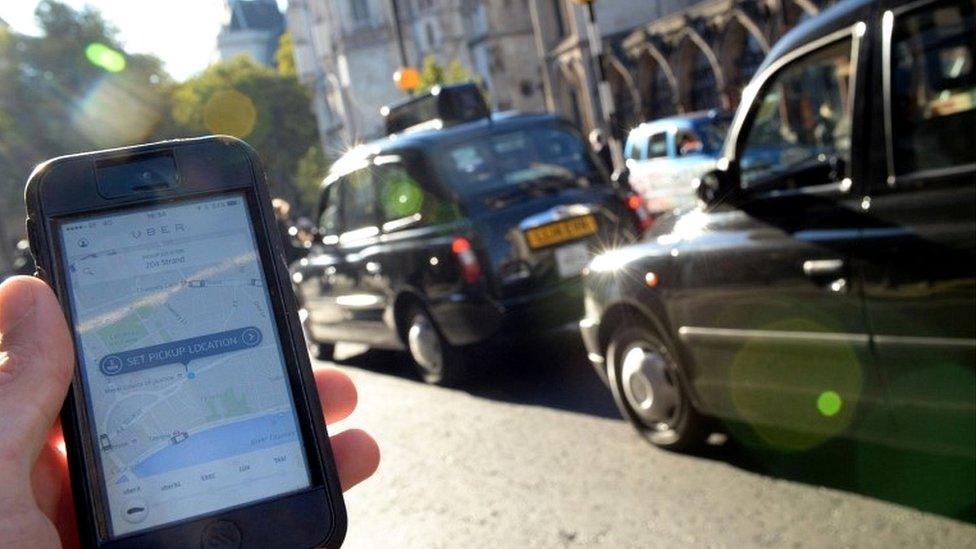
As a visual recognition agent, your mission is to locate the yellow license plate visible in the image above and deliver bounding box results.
[524,215,598,249]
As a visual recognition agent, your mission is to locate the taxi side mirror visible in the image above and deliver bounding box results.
[694,162,739,206]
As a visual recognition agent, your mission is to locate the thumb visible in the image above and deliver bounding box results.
[0,276,73,491]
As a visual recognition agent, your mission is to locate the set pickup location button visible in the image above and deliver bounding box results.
[99,327,263,376]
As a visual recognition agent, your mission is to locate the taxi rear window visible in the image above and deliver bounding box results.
[437,127,599,194]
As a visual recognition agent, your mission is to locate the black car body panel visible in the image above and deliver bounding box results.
[294,112,641,352]
[581,0,975,455]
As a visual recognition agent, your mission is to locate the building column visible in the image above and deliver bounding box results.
[528,0,557,112]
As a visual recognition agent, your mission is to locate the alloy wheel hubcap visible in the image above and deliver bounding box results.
[620,344,679,427]
[408,315,443,375]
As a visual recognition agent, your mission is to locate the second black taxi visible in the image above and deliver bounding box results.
[580,0,975,456]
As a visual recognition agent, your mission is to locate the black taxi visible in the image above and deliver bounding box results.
[579,0,975,455]
[293,86,649,385]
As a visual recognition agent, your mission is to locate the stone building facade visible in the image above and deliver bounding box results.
[529,0,661,135]
[217,0,286,68]
[531,0,837,137]
[287,0,403,149]
[403,0,548,111]
[286,0,547,150]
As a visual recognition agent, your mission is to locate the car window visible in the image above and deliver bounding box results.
[697,118,732,153]
[647,133,668,159]
[375,161,459,232]
[437,126,600,195]
[625,139,642,161]
[340,168,379,237]
[318,182,342,244]
[739,39,853,190]
[890,0,976,177]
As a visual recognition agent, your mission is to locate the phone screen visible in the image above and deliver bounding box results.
[59,193,311,537]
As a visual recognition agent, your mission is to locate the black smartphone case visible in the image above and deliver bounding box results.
[24,136,347,548]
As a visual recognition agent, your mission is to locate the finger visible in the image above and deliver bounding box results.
[313,365,357,424]
[0,276,73,486]
[330,429,380,492]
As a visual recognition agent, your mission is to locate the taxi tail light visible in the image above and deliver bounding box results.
[625,193,654,232]
[452,237,481,284]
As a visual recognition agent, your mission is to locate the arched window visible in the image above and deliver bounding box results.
[721,17,764,106]
[608,63,638,131]
[649,68,674,119]
[783,0,820,31]
[737,33,766,89]
[690,48,719,110]
[635,49,676,121]
[611,81,635,122]
[720,16,769,107]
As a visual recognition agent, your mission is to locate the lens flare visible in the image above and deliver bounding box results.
[203,89,257,138]
[816,390,843,417]
[71,74,163,147]
[381,179,423,218]
[727,315,864,452]
[85,43,126,73]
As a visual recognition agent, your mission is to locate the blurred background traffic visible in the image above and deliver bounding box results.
[1,0,974,546]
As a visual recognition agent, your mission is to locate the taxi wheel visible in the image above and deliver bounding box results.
[607,324,708,452]
[311,341,335,362]
[406,306,466,386]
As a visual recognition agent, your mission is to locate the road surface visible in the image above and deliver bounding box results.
[323,332,975,548]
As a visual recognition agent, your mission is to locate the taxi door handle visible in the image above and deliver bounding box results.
[803,258,845,278]
[803,259,848,293]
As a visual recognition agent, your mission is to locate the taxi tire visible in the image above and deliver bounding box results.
[312,342,335,361]
[406,306,466,386]
[607,324,708,452]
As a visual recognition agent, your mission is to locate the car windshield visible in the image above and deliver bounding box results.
[435,127,600,195]
[697,117,731,152]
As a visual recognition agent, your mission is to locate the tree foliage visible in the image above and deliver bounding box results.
[416,55,478,94]
[0,1,168,269]
[275,32,296,77]
[0,2,323,272]
[164,55,318,203]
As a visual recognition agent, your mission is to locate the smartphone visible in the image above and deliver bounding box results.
[24,136,346,548]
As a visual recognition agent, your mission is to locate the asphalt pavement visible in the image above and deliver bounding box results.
[323,332,976,548]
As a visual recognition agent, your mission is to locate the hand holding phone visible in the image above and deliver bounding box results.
[0,277,376,547]
[18,137,376,548]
